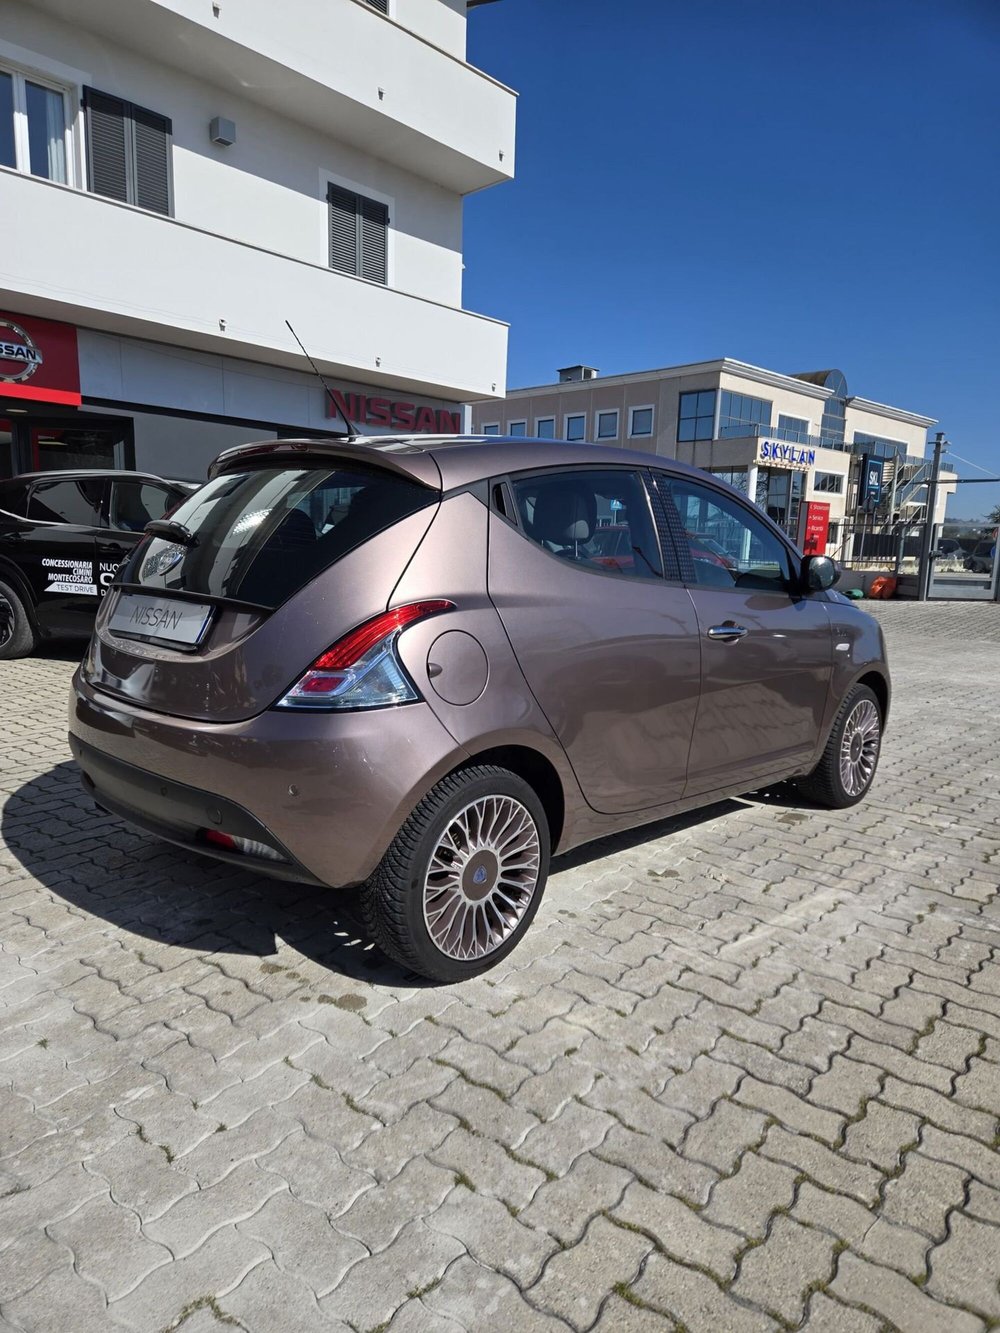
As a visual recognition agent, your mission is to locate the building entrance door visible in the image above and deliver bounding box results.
[928,526,1000,601]
[0,410,134,475]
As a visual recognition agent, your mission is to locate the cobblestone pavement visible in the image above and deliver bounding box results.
[1,600,999,1332]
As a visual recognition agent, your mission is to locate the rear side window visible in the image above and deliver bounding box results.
[129,464,436,607]
[510,468,663,579]
[0,482,29,517]
[27,479,104,525]
[109,481,180,532]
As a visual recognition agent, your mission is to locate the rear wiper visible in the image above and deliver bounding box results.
[145,519,198,547]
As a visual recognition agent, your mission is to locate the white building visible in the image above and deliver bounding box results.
[0,0,514,479]
[470,359,956,555]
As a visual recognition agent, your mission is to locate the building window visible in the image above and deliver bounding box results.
[83,88,172,214]
[677,391,714,442]
[813,471,844,494]
[853,432,907,460]
[596,410,619,440]
[719,390,771,438]
[565,414,586,442]
[481,423,500,436]
[629,405,655,438]
[708,469,749,494]
[508,420,527,437]
[1,64,71,184]
[328,182,388,283]
[535,417,555,438]
[777,414,809,443]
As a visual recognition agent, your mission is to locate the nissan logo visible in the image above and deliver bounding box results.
[0,320,44,383]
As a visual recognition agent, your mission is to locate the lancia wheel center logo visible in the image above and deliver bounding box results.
[0,320,44,383]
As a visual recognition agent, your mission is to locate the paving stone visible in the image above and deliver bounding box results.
[612,1180,743,1282]
[841,1100,921,1171]
[428,1184,558,1287]
[954,1056,1000,1112]
[514,1100,615,1178]
[386,1298,465,1333]
[144,1159,285,1258]
[427,1126,546,1212]
[880,1074,999,1143]
[335,1157,456,1252]
[0,1162,105,1244]
[808,1054,884,1117]
[702,1152,797,1240]
[423,1255,566,1330]
[733,1215,838,1325]
[237,1189,367,1297]
[223,1258,350,1332]
[518,1153,632,1246]
[260,1127,372,1215]
[2,1265,113,1333]
[0,1230,73,1303]
[110,1225,270,1330]
[590,1292,676,1330]
[344,1103,460,1183]
[172,1107,297,1186]
[856,1215,930,1278]
[658,1054,741,1119]
[881,1151,968,1239]
[631,1253,778,1331]
[429,1079,538,1150]
[84,1130,197,1223]
[800,1291,882,1331]
[511,1055,598,1122]
[760,1125,881,1205]
[680,1097,768,1173]
[526,1214,652,1331]
[596,1123,719,1205]
[927,1212,1000,1317]
[734,1075,844,1145]
[966,1183,1000,1226]
[921,1126,1000,1191]
[317,1219,464,1330]
[48,1194,172,1300]
[829,1251,985,1333]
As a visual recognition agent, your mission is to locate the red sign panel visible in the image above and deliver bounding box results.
[327,389,461,434]
[798,500,831,555]
[0,311,81,407]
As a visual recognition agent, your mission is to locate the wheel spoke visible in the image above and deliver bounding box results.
[839,698,881,797]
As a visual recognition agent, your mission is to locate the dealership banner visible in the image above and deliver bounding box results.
[0,311,81,406]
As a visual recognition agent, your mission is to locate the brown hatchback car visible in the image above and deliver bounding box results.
[69,436,890,981]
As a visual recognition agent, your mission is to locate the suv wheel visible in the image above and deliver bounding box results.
[795,684,882,809]
[0,579,38,660]
[360,765,551,983]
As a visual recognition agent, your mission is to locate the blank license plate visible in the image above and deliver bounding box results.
[109,593,213,647]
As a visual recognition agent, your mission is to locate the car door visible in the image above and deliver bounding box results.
[653,472,834,797]
[99,478,183,597]
[487,465,701,815]
[20,476,106,635]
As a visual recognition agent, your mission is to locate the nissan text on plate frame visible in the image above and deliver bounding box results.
[68,434,891,983]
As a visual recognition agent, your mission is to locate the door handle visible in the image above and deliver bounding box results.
[98,541,126,555]
[706,623,748,642]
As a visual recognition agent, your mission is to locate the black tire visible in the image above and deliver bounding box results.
[360,764,551,983]
[795,684,882,809]
[0,578,38,660]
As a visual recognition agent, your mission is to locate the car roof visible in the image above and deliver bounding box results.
[210,434,710,492]
[2,470,194,487]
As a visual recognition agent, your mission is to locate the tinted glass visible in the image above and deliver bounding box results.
[0,480,29,516]
[109,481,179,532]
[536,418,555,438]
[482,424,500,436]
[630,407,653,436]
[128,464,435,608]
[676,394,710,441]
[511,468,662,579]
[596,411,618,439]
[27,479,103,525]
[0,73,15,169]
[507,421,527,438]
[662,476,791,591]
[565,415,585,442]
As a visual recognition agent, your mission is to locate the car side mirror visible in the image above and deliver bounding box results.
[802,554,839,591]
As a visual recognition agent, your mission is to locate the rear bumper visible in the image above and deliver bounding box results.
[68,670,469,887]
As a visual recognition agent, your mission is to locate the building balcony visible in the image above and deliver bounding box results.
[32,0,516,195]
[0,169,508,401]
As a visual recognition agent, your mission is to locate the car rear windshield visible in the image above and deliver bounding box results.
[125,463,436,608]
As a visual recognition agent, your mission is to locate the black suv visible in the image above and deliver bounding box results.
[0,470,196,658]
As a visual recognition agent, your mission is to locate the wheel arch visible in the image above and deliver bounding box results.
[457,743,566,851]
[0,556,41,634]
[856,669,890,728]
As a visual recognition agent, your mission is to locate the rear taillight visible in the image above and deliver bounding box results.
[275,600,454,711]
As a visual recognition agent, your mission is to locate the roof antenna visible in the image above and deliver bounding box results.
[285,319,360,439]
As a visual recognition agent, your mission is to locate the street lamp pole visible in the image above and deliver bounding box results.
[917,431,948,601]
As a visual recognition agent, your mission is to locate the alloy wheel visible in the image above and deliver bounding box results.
[422,795,541,961]
[839,698,881,797]
[0,590,14,650]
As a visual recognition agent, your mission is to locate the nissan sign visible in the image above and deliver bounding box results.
[0,320,44,383]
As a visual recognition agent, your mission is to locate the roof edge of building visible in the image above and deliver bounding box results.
[847,396,937,429]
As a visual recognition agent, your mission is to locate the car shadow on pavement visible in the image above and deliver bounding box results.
[4,760,759,987]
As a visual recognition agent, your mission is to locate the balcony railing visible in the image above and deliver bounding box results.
[718,423,847,451]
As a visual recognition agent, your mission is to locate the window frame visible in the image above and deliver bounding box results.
[507,420,527,438]
[492,463,675,583]
[596,409,619,441]
[650,469,800,594]
[676,391,715,443]
[812,471,845,495]
[563,413,586,442]
[107,479,179,534]
[628,404,655,439]
[480,422,501,436]
[83,86,174,216]
[777,413,810,443]
[0,57,75,186]
[534,416,556,439]
[25,475,106,528]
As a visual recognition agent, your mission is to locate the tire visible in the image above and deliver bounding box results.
[795,684,882,810]
[0,578,38,660]
[360,764,551,983]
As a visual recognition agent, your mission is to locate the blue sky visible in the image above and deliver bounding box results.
[465,0,1000,520]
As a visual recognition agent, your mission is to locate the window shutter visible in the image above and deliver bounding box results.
[366,0,389,12]
[359,196,388,284]
[84,87,129,203]
[328,183,359,275]
[132,105,172,215]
